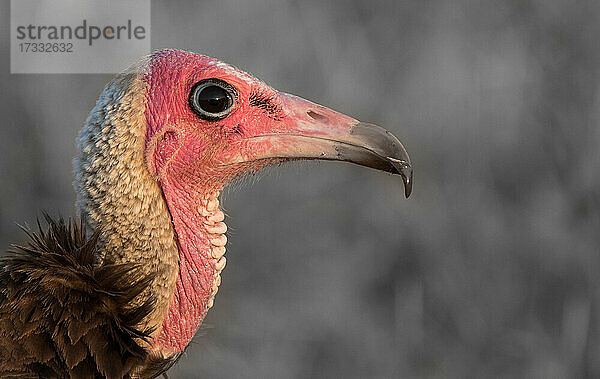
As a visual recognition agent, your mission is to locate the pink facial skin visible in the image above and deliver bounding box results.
[143,50,295,354]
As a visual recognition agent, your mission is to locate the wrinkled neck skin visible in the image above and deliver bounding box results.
[152,186,227,354]
[74,70,227,358]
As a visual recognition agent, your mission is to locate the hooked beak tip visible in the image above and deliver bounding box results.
[388,157,413,198]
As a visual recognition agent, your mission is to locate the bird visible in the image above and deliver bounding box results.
[0,49,413,378]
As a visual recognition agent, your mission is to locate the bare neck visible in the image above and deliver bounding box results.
[151,190,227,354]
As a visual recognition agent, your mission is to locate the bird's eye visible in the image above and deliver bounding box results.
[189,79,236,120]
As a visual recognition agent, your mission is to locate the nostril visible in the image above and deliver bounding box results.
[307,109,328,122]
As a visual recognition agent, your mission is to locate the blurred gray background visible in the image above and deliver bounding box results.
[1,0,599,378]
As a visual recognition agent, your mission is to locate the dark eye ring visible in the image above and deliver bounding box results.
[189,79,236,120]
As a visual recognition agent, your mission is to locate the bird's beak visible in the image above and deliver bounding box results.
[224,92,413,197]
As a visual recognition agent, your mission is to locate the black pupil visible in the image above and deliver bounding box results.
[197,85,229,114]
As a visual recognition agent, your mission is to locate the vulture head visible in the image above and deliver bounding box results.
[74,49,412,357]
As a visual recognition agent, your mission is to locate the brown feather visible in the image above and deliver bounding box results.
[0,215,177,378]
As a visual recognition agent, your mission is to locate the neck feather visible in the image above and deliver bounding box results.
[74,71,225,356]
